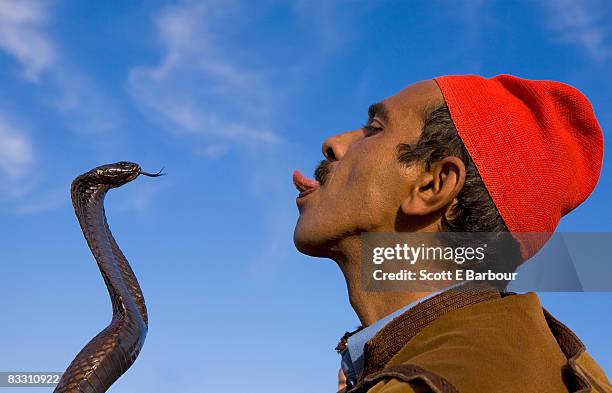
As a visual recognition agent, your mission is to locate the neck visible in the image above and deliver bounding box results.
[73,186,132,315]
[332,236,432,327]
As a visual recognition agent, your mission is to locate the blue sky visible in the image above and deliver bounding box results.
[0,1,611,392]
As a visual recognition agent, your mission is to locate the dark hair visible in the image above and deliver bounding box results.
[396,105,509,233]
[396,105,522,282]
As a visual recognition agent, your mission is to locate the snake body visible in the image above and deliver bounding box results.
[54,162,160,393]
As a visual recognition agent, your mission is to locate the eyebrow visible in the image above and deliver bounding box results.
[368,102,389,123]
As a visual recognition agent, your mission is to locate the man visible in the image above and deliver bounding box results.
[292,75,611,392]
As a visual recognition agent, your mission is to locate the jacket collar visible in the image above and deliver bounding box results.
[359,283,500,380]
[338,285,463,386]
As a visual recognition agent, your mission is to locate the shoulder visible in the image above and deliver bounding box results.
[359,293,610,392]
[367,293,570,392]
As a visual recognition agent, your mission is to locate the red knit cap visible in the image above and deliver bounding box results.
[433,74,604,261]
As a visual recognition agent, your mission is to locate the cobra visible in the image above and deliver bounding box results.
[54,162,162,393]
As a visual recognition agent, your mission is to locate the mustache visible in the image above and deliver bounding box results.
[314,159,333,186]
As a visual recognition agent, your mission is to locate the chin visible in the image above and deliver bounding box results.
[293,217,333,257]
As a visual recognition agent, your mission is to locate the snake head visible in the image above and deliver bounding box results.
[75,161,164,190]
[91,162,143,187]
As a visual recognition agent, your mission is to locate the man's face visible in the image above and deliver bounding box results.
[293,80,445,256]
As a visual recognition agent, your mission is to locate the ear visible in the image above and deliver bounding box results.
[401,156,466,217]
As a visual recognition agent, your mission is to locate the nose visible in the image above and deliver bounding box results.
[322,129,363,161]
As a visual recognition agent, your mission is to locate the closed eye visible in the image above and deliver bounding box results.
[364,102,387,137]
[362,122,383,137]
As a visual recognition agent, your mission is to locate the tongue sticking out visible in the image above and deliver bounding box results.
[293,170,320,194]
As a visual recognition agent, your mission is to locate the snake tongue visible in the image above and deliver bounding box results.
[139,168,165,177]
[293,170,320,193]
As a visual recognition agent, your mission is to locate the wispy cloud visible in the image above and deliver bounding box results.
[0,0,119,134]
[128,1,280,151]
[0,114,35,197]
[0,0,54,81]
[542,0,611,62]
[51,68,120,134]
